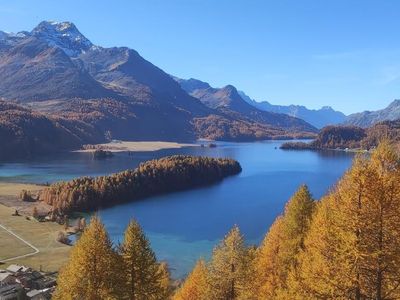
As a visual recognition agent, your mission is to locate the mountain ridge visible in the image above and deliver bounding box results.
[237,90,346,128]
[345,99,400,127]
[175,77,345,129]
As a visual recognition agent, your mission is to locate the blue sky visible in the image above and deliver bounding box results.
[0,0,400,114]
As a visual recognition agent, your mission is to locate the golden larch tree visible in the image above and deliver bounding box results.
[208,225,252,300]
[254,185,315,299]
[53,216,120,300]
[173,259,209,300]
[157,262,172,300]
[119,219,166,300]
[296,142,400,299]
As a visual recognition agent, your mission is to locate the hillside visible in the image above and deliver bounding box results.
[0,21,317,151]
[0,101,102,160]
[345,99,400,127]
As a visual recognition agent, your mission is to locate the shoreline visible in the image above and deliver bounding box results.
[281,145,370,153]
[75,140,199,153]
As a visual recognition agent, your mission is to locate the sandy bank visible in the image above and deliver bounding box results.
[76,141,199,153]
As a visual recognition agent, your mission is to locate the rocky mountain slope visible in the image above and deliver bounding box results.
[345,100,400,127]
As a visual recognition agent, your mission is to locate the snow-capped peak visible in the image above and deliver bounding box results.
[31,21,94,57]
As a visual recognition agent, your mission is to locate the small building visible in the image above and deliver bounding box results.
[31,277,56,290]
[6,265,31,275]
[0,283,25,300]
[0,273,15,286]
[15,271,43,289]
[26,288,52,300]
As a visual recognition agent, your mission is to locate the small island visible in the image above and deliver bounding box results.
[39,155,242,215]
[93,149,114,159]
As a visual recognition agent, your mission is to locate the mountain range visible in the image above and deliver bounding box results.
[238,91,346,129]
[175,77,346,129]
[344,99,400,127]
[0,21,318,159]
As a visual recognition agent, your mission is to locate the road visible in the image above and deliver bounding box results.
[0,223,39,262]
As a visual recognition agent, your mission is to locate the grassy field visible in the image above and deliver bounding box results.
[0,182,42,198]
[0,204,71,272]
[0,224,34,260]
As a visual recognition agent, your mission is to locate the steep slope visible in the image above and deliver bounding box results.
[238,90,346,128]
[31,21,94,57]
[79,47,209,114]
[345,100,400,127]
[0,36,116,101]
[176,78,317,133]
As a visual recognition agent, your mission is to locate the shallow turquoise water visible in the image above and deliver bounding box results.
[0,141,354,278]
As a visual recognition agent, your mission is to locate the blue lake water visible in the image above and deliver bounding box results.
[0,141,354,278]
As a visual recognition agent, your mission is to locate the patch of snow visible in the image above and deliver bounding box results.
[31,20,94,57]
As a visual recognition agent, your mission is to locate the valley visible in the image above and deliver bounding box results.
[0,9,400,298]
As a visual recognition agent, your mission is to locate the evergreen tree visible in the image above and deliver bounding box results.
[208,225,251,300]
[173,260,209,300]
[53,216,120,300]
[119,219,165,300]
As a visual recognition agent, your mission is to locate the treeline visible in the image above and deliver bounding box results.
[54,141,400,299]
[39,155,241,215]
[281,120,400,150]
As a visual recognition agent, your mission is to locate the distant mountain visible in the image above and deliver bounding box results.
[0,21,318,158]
[176,78,343,129]
[345,100,400,127]
[238,90,346,129]
[175,78,317,133]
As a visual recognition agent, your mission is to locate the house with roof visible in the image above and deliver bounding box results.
[0,283,25,300]
[0,273,15,287]
[6,265,31,275]
[26,288,52,300]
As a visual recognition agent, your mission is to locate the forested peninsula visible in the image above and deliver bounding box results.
[281,119,400,151]
[39,155,241,215]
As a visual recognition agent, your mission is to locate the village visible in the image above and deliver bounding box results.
[0,264,57,299]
